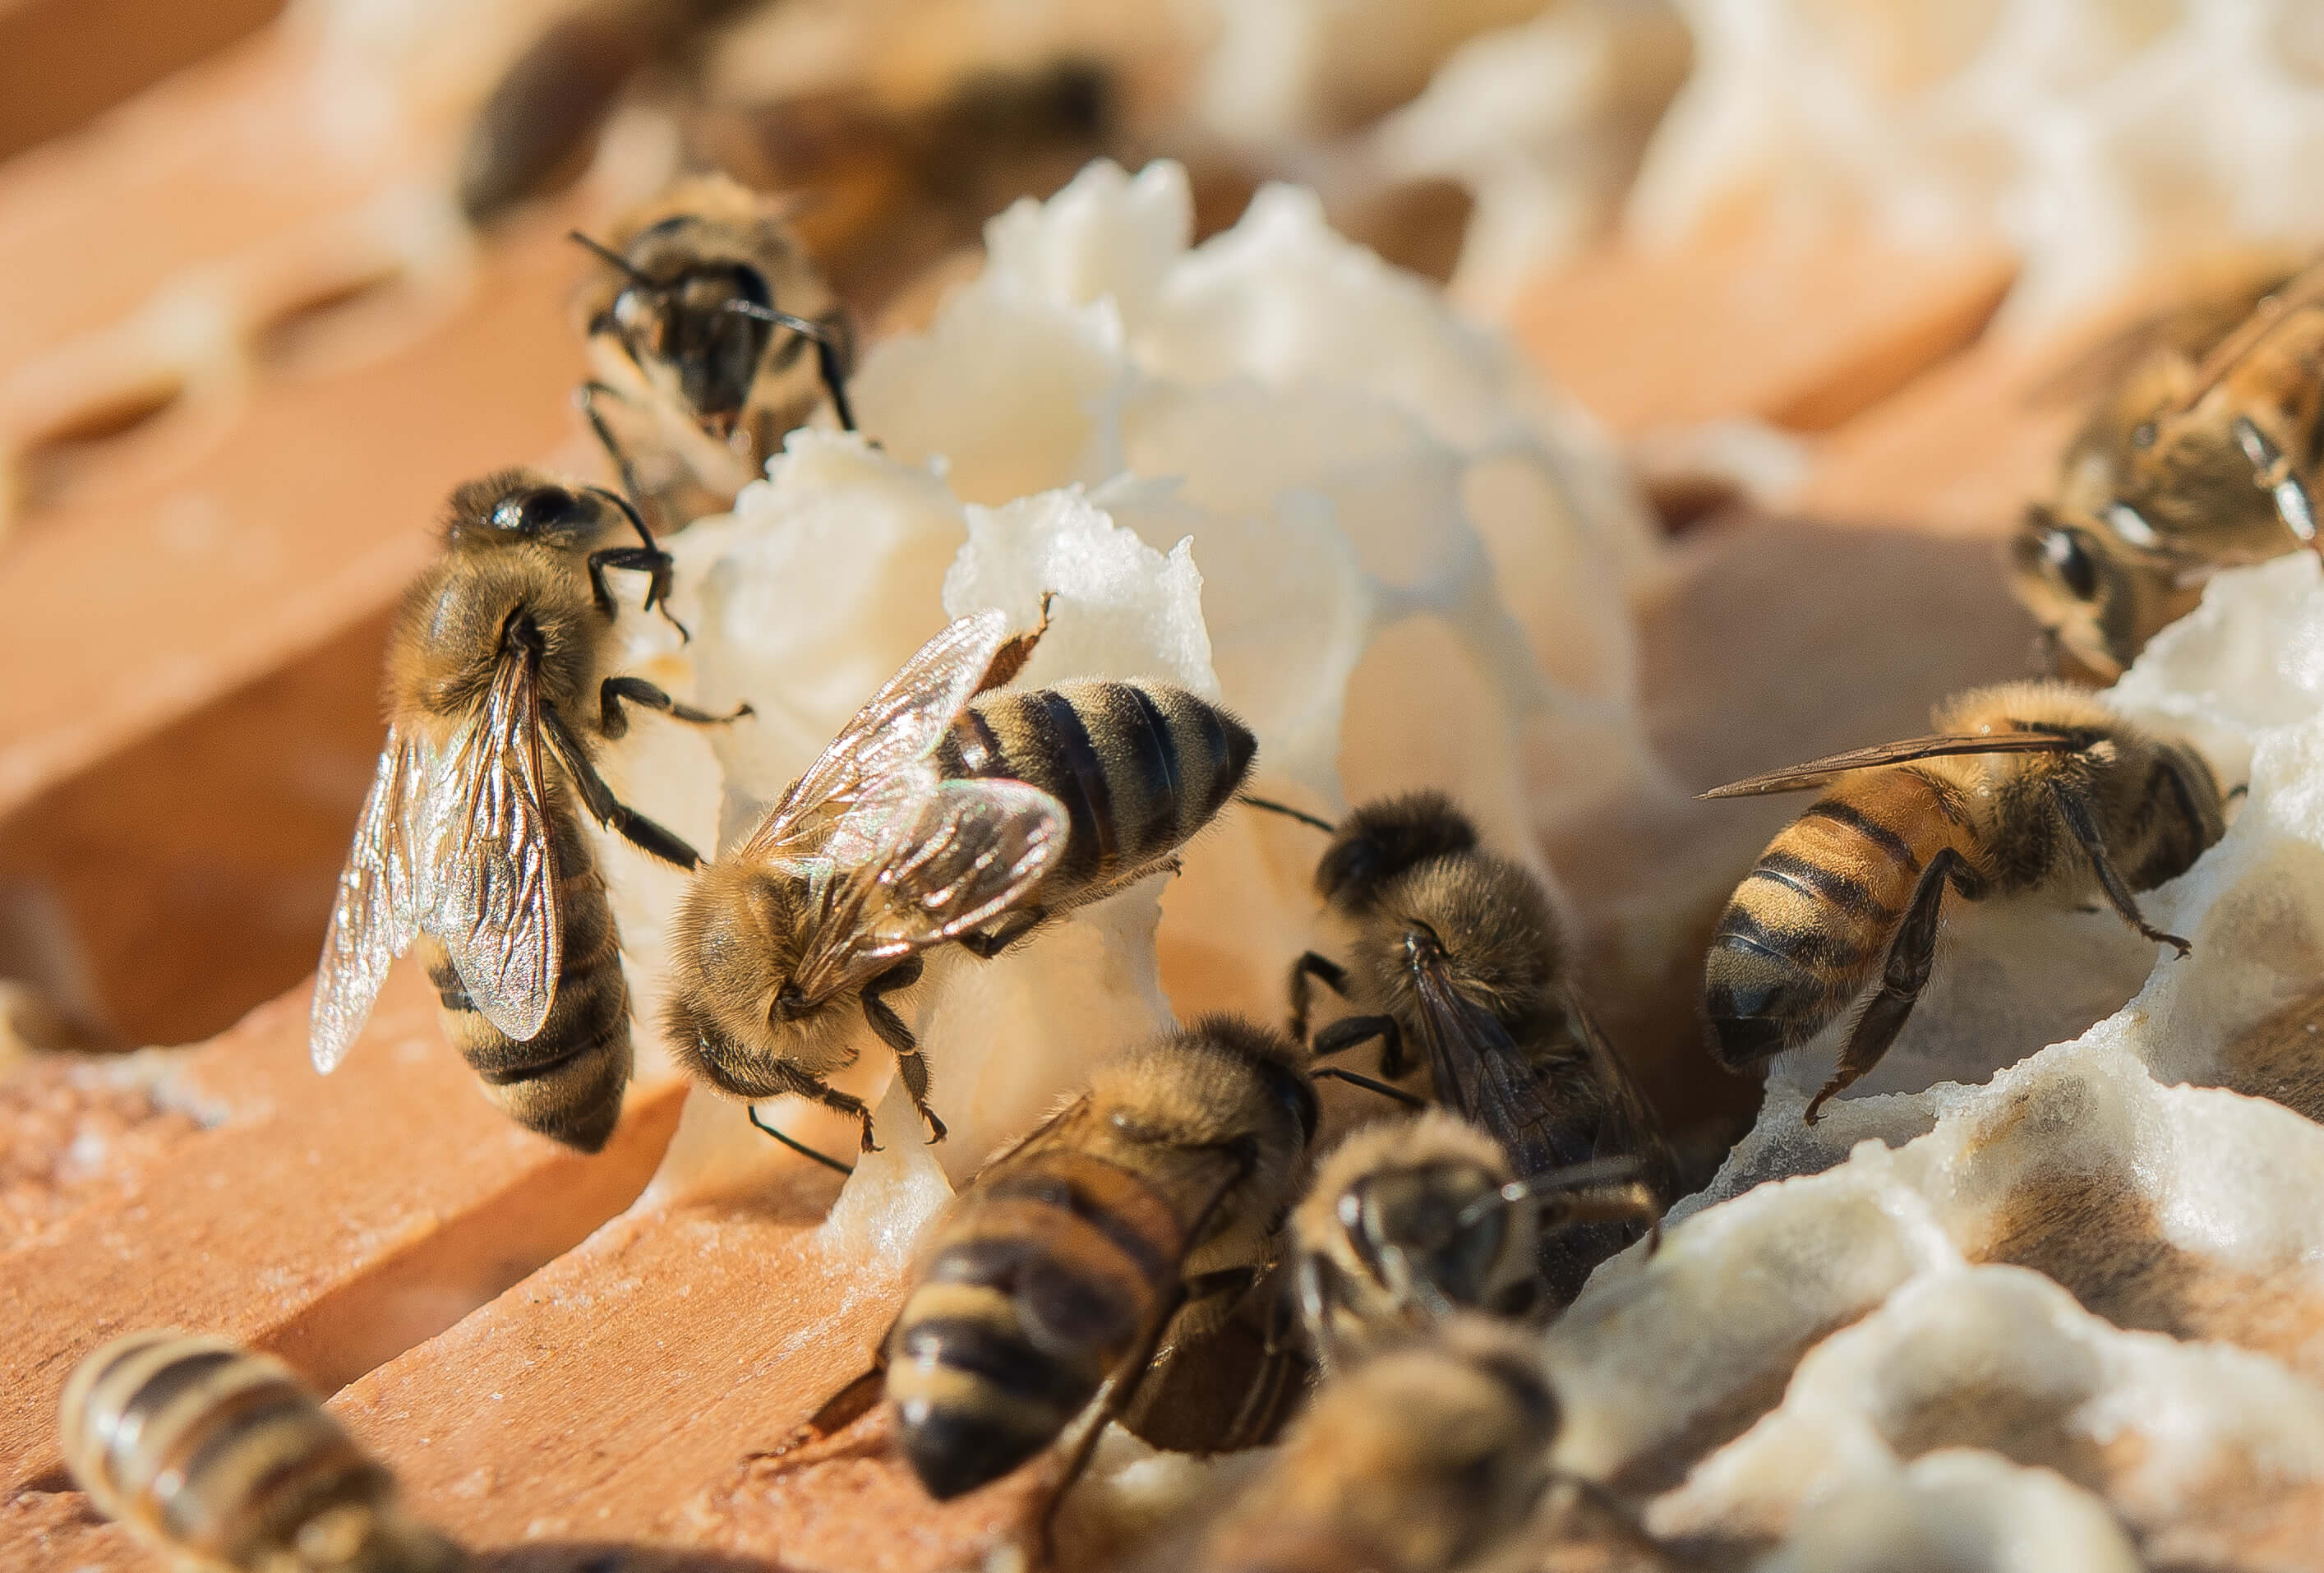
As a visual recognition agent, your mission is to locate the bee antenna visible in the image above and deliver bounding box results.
[1238,794,1338,834]
[722,299,830,341]
[568,229,654,287]
[749,1105,855,1177]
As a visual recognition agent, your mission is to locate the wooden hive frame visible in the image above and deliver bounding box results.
[0,7,2117,1569]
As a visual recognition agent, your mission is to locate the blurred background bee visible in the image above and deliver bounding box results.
[2013,259,2324,681]
[1702,679,2225,1122]
[666,604,1255,1154]
[571,173,855,535]
[1185,1315,1565,1573]
[882,1015,1316,1509]
[1276,791,1674,1305]
[311,472,745,1151]
[1291,1109,1661,1375]
[61,1330,467,1573]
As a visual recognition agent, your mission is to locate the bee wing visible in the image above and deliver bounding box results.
[788,776,1064,1000]
[422,646,563,1044]
[311,727,429,1072]
[1699,732,2080,799]
[1565,989,1678,1198]
[741,610,1014,860]
[2174,256,2324,415]
[1407,951,1594,1181]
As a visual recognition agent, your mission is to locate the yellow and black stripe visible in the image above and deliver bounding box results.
[1704,773,1973,1068]
[938,680,1255,897]
[61,1331,463,1573]
[887,1148,1190,1500]
[422,786,632,1153]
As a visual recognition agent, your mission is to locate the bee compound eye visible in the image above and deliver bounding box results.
[494,486,586,535]
[2045,528,2100,601]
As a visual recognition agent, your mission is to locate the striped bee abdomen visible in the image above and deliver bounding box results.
[1705,772,1973,1068]
[939,680,1255,899]
[60,1331,463,1573]
[423,796,632,1152]
[888,1148,1189,1500]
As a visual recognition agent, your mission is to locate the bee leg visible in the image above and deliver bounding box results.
[747,1105,855,1177]
[1312,1012,1405,1080]
[542,706,705,870]
[756,1362,890,1460]
[597,675,753,740]
[575,381,657,528]
[1288,950,1349,1040]
[586,545,689,639]
[975,591,1056,693]
[811,321,858,434]
[2048,780,2193,955]
[861,957,947,1143]
[1806,848,1967,1124]
[956,908,1047,960]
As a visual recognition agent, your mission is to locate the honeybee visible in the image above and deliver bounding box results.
[1702,679,2225,1123]
[1291,1109,1661,1374]
[665,604,1256,1151]
[569,174,851,536]
[61,1331,466,1573]
[884,1015,1316,1505]
[311,472,748,1152]
[1279,792,1673,1303]
[2013,261,2324,680]
[1188,1316,1562,1573]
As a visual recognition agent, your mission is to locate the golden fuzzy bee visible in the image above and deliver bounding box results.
[1280,792,1673,1303]
[571,173,854,534]
[1703,680,2225,1122]
[1188,1316,1562,1573]
[1291,1109,1660,1374]
[2013,261,2323,680]
[61,1331,466,1573]
[665,604,1255,1153]
[883,1015,1316,1502]
[311,471,746,1151]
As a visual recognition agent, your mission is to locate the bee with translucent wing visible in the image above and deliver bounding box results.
[666,601,1257,1153]
[311,473,749,1151]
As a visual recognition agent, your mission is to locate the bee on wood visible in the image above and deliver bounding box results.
[2013,261,2324,680]
[1290,1109,1660,1375]
[570,173,855,534]
[1272,792,1674,1304]
[884,1015,1316,1506]
[1702,680,2225,1122]
[311,472,749,1152]
[665,604,1255,1155]
[61,1331,466,1573]
[1187,1316,1564,1573]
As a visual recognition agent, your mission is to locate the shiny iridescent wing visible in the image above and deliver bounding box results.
[421,647,562,1043]
[1406,951,1594,1181]
[1565,989,1677,1197]
[740,609,1013,860]
[1700,732,2079,800]
[310,727,428,1072]
[787,776,1063,1000]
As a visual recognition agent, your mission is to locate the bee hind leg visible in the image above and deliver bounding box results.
[543,707,703,870]
[1807,847,1967,1124]
[956,908,1047,960]
[598,675,752,739]
[976,590,1057,693]
[860,957,947,1143]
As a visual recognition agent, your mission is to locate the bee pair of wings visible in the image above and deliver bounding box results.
[731,607,1065,1002]
[1699,731,2080,800]
[311,649,563,1072]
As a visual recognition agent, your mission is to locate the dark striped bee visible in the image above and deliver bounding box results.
[1188,1316,1562,1573]
[1291,1110,1660,1374]
[60,1331,467,1573]
[1280,792,1674,1304]
[570,173,855,535]
[1703,680,2225,1122]
[666,603,1255,1153]
[2013,259,2322,680]
[311,471,747,1152]
[884,1015,1316,1503]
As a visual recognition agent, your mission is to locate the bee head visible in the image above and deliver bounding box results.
[1316,791,1480,911]
[2007,505,2137,681]
[1361,854,1560,1022]
[443,470,610,547]
[666,865,845,1092]
[588,215,777,437]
